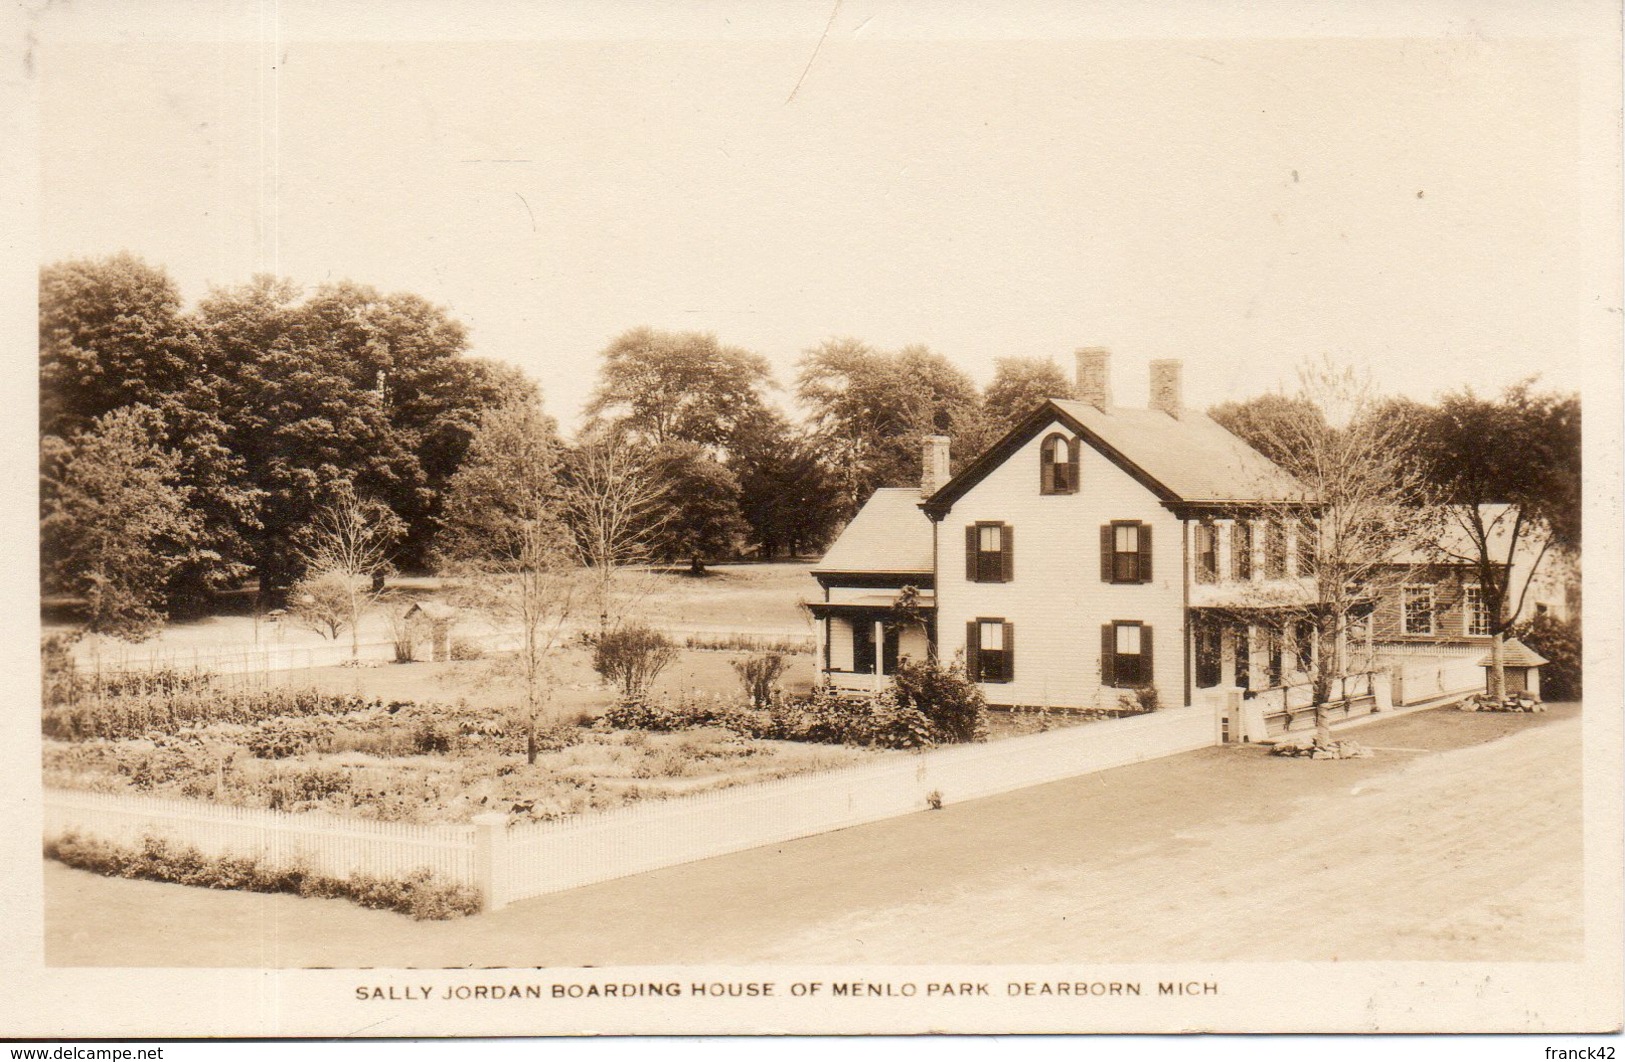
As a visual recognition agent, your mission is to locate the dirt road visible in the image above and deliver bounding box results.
[44,705,1581,966]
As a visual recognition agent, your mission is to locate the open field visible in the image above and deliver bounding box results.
[44,703,1582,966]
[45,562,823,671]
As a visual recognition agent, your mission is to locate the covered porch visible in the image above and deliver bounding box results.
[806,595,935,693]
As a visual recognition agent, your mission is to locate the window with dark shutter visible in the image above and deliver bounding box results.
[1108,621,1149,686]
[1232,521,1253,581]
[1265,520,1287,579]
[972,618,1010,683]
[1040,433,1079,495]
[1297,515,1316,576]
[1105,521,1151,584]
[1195,522,1218,584]
[1195,621,1221,687]
[967,522,1011,583]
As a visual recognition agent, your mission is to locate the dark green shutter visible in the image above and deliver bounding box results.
[1140,625,1154,688]
[1138,523,1153,583]
[1002,621,1015,682]
[1100,525,1114,582]
[965,525,978,582]
[1000,525,1014,582]
[1067,438,1081,493]
[1100,624,1116,687]
[1040,440,1055,495]
[965,621,981,681]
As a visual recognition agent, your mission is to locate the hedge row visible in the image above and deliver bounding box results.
[44,830,481,920]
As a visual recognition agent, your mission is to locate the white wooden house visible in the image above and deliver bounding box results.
[811,349,1335,711]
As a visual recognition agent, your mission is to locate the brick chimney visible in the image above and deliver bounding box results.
[921,434,951,496]
[1075,347,1111,411]
[1149,359,1182,418]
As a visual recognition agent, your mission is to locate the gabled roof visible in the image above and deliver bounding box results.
[921,399,1307,518]
[1476,638,1548,668]
[813,488,934,575]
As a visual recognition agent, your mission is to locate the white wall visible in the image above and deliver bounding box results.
[934,419,1188,709]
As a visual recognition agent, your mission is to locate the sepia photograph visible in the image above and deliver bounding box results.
[1,0,1620,1042]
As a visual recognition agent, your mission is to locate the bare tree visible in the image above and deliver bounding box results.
[1216,357,1433,743]
[440,401,580,764]
[558,433,670,637]
[295,486,404,660]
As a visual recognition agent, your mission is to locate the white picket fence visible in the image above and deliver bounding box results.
[42,788,477,885]
[42,705,1218,911]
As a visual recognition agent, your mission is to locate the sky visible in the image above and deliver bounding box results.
[31,2,1603,434]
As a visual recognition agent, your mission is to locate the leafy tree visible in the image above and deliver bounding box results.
[438,399,577,764]
[40,254,259,613]
[798,339,987,518]
[983,356,1074,436]
[649,442,749,574]
[583,327,775,453]
[1403,381,1580,699]
[1208,392,1330,471]
[728,409,842,558]
[40,405,202,641]
[1514,612,1580,700]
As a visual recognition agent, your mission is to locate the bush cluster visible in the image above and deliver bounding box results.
[44,830,480,920]
[41,639,215,711]
[1513,613,1580,701]
[43,688,389,742]
[592,624,678,700]
[603,657,987,751]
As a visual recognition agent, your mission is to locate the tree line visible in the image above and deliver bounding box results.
[39,254,1085,640]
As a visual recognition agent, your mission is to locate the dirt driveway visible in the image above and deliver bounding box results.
[43,704,1582,967]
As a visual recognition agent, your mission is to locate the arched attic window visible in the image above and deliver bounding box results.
[1039,432,1080,495]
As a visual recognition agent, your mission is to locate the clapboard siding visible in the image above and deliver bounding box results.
[934,417,1187,709]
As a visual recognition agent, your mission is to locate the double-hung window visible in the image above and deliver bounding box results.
[966,618,1014,683]
[1100,521,1152,584]
[1232,521,1253,581]
[1101,620,1153,687]
[1464,585,1491,637]
[1195,522,1218,584]
[1403,586,1435,636]
[965,522,1013,583]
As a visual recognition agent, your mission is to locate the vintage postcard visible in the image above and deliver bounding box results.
[1,0,1620,1041]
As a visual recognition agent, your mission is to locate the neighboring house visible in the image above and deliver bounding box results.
[811,349,1340,710]
[1372,503,1575,649]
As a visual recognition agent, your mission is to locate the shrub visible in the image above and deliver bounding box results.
[448,637,484,661]
[246,718,328,759]
[1514,613,1580,701]
[592,625,678,700]
[1133,685,1160,712]
[790,684,938,750]
[732,652,788,708]
[891,656,987,743]
[411,721,454,755]
[44,830,478,919]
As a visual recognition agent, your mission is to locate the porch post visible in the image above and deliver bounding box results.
[873,618,885,693]
[1246,622,1261,687]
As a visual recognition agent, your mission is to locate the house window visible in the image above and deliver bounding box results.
[1297,516,1316,576]
[1265,520,1287,579]
[966,618,1013,683]
[1403,586,1435,636]
[1100,521,1152,584]
[1235,626,1251,690]
[1464,585,1491,637]
[1195,522,1218,584]
[965,522,1013,583]
[1101,620,1153,687]
[1040,433,1078,495]
[1294,619,1316,674]
[1194,621,1221,688]
[1231,521,1253,581]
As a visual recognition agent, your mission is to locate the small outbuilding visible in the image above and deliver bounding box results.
[402,601,460,662]
[1477,638,1548,698]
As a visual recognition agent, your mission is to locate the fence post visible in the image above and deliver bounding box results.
[472,812,510,912]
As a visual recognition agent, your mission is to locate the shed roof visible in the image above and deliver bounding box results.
[813,488,934,575]
[404,601,459,621]
[1476,638,1549,668]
